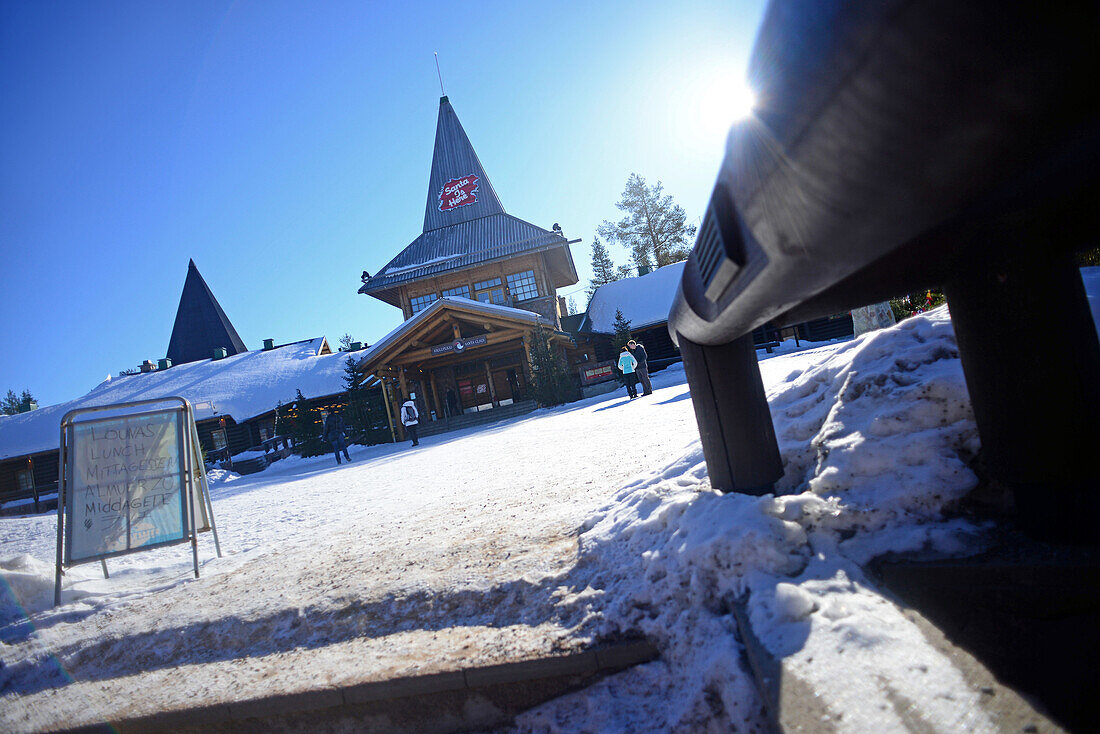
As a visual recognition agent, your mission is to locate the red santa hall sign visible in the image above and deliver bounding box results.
[439,175,479,211]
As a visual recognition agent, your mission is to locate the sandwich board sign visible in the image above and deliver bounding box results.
[54,396,221,606]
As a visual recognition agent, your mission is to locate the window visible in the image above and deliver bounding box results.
[473,277,505,305]
[16,469,33,493]
[441,285,470,299]
[410,292,438,315]
[211,429,227,451]
[507,270,539,301]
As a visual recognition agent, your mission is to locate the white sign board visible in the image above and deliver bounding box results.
[66,408,188,564]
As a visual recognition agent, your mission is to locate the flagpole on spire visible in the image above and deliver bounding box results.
[434,52,446,96]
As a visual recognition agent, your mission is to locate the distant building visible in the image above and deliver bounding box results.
[357,96,582,430]
[577,262,688,365]
[569,261,857,379]
[0,263,379,512]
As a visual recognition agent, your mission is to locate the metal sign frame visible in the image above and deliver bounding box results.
[54,396,221,606]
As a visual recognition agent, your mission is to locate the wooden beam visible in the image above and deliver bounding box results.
[390,328,529,366]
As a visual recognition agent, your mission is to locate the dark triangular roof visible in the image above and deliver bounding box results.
[360,97,578,304]
[166,260,247,365]
[422,96,505,232]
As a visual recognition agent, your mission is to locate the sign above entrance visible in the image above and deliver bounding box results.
[439,175,479,211]
[431,334,488,356]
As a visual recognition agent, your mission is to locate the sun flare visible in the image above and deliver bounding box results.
[676,69,758,148]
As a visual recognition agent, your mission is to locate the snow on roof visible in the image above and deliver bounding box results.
[0,338,365,461]
[366,296,553,358]
[381,254,464,277]
[584,261,685,334]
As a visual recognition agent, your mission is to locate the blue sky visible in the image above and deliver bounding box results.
[1,0,767,406]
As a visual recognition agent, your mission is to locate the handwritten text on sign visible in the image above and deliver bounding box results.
[67,410,186,563]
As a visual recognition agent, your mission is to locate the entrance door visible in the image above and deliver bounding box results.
[457,377,493,412]
[507,368,525,402]
[492,370,513,405]
[492,367,525,406]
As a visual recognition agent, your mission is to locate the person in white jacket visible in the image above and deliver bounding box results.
[401,393,420,446]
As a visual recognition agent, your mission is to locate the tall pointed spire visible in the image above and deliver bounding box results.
[166,259,247,365]
[422,96,505,232]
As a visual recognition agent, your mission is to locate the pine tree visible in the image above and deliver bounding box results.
[525,325,579,407]
[274,400,286,437]
[586,237,621,304]
[566,297,577,317]
[2,390,20,415]
[289,389,325,457]
[612,309,633,351]
[342,355,369,441]
[612,310,634,387]
[597,173,697,269]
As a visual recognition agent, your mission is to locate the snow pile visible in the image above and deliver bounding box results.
[746,558,997,733]
[518,306,988,732]
[768,306,981,559]
[0,555,68,628]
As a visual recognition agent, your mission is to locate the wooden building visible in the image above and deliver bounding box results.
[0,258,374,512]
[358,96,581,432]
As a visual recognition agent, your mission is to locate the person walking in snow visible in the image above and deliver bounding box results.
[627,339,653,396]
[401,394,420,446]
[618,346,639,400]
[323,408,351,465]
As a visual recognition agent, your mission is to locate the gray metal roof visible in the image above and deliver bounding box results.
[361,213,569,294]
[360,97,575,299]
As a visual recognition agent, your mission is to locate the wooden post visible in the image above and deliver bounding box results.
[380,378,398,443]
[398,368,410,400]
[430,371,443,419]
[392,377,407,441]
[484,361,498,407]
[28,457,39,513]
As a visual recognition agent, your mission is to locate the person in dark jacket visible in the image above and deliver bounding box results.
[627,339,653,396]
[323,408,351,464]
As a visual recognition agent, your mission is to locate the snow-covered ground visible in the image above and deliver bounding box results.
[0,301,1087,732]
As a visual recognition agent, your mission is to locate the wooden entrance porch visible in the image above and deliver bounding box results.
[358,298,569,439]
